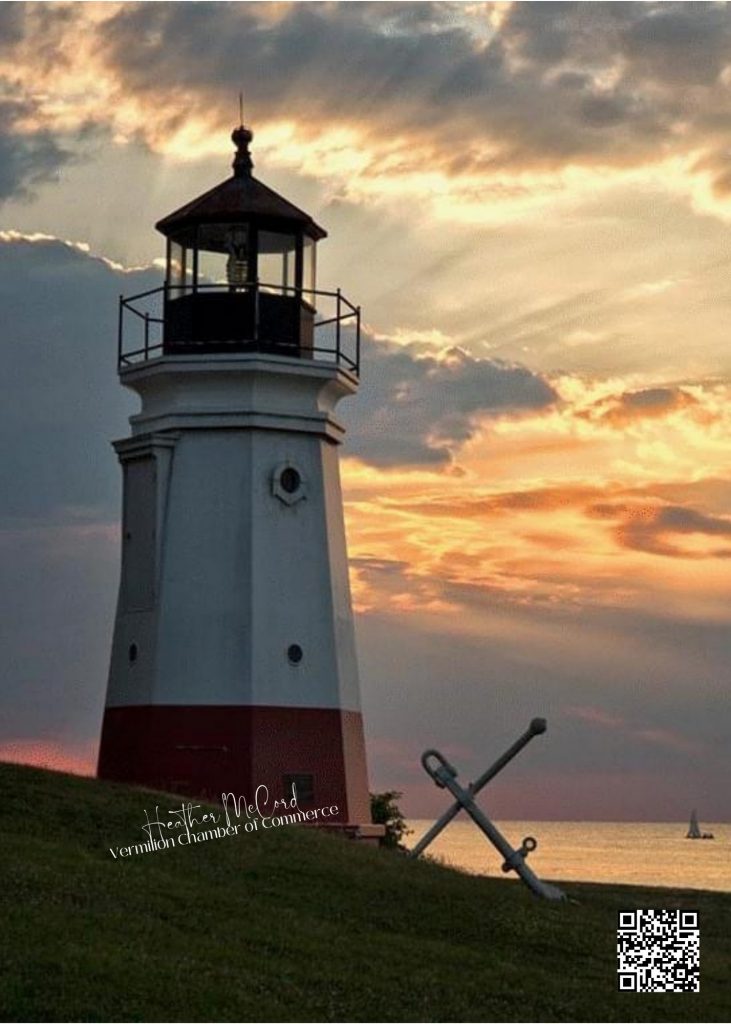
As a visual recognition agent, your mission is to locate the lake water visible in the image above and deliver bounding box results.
[406,819,731,893]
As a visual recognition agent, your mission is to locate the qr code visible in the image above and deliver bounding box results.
[617,910,699,992]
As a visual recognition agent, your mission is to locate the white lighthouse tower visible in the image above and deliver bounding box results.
[98,123,373,830]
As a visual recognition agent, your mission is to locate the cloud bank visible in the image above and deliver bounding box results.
[348,340,557,466]
[4,3,731,218]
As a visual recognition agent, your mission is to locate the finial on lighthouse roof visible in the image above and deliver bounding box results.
[232,93,253,178]
[232,123,253,177]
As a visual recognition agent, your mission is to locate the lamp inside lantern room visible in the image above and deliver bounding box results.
[226,225,249,287]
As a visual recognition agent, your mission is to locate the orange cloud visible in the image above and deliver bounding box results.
[589,501,731,559]
[584,386,701,428]
[385,484,605,519]
[342,371,731,625]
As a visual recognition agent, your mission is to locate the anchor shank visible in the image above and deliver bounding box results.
[468,719,546,795]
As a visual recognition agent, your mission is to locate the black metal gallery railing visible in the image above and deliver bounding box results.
[117,281,361,375]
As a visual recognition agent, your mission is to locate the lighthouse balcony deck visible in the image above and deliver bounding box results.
[118,282,361,375]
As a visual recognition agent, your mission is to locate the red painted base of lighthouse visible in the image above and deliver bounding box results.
[97,705,372,824]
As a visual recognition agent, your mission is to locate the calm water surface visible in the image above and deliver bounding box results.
[406,819,731,892]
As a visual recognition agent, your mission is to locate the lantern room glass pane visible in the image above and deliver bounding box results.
[168,241,193,296]
[303,236,316,298]
[259,231,296,293]
[197,223,251,289]
[197,249,228,286]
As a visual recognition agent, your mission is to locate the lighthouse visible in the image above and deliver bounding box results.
[98,122,374,833]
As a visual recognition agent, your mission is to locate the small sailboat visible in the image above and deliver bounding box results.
[686,809,714,840]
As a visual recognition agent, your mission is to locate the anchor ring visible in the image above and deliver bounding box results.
[421,749,458,788]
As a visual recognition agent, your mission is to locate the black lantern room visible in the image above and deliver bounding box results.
[155,123,326,355]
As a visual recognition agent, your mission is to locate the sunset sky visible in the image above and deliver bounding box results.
[1,1,730,820]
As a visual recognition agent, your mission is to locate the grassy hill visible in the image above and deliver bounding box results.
[0,762,728,1022]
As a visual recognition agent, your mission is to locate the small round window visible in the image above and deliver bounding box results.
[272,463,306,505]
[280,467,301,494]
[287,644,303,665]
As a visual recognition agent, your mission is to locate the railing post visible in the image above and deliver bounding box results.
[254,279,260,343]
[336,288,341,366]
[356,305,361,375]
[117,295,123,369]
[144,312,149,359]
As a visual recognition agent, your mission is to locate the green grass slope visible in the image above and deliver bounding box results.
[0,762,728,1022]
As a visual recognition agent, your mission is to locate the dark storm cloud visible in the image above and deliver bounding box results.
[0,2,728,207]
[0,97,70,201]
[0,237,156,523]
[0,4,98,203]
[0,238,152,747]
[0,3,73,196]
[347,340,556,467]
[83,1,731,186]
[94,0,493,144]
[0,4,25,48]
[620,3,731,85]
[0,237,556,516]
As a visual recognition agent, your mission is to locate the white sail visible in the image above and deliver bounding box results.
[686,809,702,839]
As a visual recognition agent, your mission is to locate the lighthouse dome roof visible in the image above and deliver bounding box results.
[155,124,327,241]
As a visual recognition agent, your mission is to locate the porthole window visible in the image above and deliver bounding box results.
[129,643,138,664]
[272,463,307,506]
[280,467,301,494]
[287,644,303,665]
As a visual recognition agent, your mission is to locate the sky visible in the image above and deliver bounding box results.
[1,1,730,821]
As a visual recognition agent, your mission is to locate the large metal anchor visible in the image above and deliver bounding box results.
[411,718,566,901]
